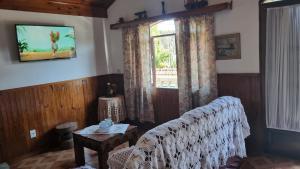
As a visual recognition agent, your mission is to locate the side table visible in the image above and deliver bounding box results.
[73,125,138,169]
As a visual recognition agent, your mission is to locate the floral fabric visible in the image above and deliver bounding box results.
[176,16,218,115]
[108,96,250,169]
[123,25,155,123]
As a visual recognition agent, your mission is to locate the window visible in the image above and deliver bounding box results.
[150,20,178,89]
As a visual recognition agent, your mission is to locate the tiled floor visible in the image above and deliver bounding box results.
[11,149,98,169]
[241,155,300,169]
[10,149,300,169]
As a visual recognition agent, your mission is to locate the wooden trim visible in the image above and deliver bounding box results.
[0,74,122,93]
[218,73,260,76]
[0,0,115,18]
[151,33,176,39]
[154,88,178,91]
[259,0,268,153]
[261,0,300,8]
[110,2,232,30]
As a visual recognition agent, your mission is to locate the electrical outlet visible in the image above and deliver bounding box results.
[30,129,37,139]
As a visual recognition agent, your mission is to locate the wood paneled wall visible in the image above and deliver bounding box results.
[0,74,123,163]
[153,88,179,124]
[0,73,264,162]
[131,73,264,154]
[218,73,264,155]
[151,73,264,151]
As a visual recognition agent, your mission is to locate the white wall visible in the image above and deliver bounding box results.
[0,9,111,90]
[107,0,260,73]
[212,0,260,73]
[107,0,146,73]
[0,0,259,90]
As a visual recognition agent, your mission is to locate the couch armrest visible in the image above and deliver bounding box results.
[107,146,135,169]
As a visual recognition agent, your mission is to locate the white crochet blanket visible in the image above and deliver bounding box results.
[108,96,250,169]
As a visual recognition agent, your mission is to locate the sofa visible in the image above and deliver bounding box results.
[108,96,250,169]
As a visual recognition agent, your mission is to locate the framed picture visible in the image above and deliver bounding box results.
[215,33,241,60]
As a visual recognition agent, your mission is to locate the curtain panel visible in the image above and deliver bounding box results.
[175,16,218,114]
[266,5,300,132]
[123,25,155,123]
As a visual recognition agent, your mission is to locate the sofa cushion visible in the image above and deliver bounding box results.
[108,146,135,169]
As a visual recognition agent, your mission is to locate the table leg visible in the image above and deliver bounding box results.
[98,149,108,169]
[74,136,85,166]
[129,131,138,146]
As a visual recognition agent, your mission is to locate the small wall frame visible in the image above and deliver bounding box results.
[215,33,241,60]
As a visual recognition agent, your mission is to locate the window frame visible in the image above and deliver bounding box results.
[150,33,178,89]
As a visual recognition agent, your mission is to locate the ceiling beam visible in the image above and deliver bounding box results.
[0,0,115,18]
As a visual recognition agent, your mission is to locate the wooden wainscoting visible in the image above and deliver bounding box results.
[0,73,264,162]
[152,73,265,155]
[218,73,264,155]
[153,88,179,124]
[0,74,123,163]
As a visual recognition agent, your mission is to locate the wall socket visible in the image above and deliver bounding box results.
[30,129,37,139]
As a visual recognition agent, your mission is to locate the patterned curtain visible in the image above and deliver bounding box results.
[175,16,218,114]
[123,24,155,122]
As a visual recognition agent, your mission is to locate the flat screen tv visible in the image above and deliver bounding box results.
[16,25,76,62]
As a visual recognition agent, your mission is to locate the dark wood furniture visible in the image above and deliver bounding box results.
[110,2,232,30]
[73,125,138,169]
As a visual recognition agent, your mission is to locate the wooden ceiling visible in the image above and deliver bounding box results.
[0,0,115,17]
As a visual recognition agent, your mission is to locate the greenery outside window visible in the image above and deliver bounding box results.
[150,20,178,89]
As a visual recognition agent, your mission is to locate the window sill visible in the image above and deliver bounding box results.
[155,87,178,91]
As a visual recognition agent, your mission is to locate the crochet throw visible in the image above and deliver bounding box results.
[108,96,250,169]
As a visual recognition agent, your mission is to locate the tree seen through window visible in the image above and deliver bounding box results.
[150,20,178,88]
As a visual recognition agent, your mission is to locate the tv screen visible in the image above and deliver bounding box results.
[16,25,76,62]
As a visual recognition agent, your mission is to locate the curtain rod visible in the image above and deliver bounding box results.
[110,1,232,30]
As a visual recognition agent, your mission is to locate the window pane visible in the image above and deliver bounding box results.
[150,20,175,37]
[153,35,178,88]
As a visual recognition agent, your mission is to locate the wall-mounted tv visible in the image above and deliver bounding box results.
[16,25,76,62]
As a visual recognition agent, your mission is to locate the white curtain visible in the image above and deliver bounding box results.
[266,5,300,132]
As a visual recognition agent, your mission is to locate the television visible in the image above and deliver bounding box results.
[16,24,76,62]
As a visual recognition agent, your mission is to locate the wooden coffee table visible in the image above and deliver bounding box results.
[73,125,138,169]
